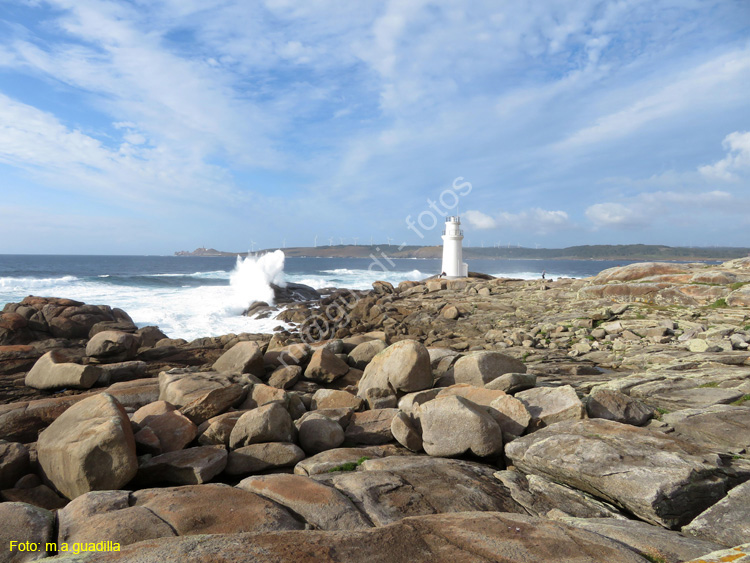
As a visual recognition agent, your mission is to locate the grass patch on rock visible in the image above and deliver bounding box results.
[729,282,749,291]
[327,456,370,473]
[698,382,720,388]
[730,394,750,406]
[708,298,728,309]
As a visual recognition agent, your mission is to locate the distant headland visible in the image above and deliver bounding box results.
[175,244,750,261]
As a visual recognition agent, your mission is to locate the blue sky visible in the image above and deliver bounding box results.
[0,0,748,254]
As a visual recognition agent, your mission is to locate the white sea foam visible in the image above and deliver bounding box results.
[148,270,229,279]
[287,268,426,290]
[0,275,79,289]
[226,250,286,313]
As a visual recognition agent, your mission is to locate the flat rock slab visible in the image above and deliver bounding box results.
[505,418,731,528]
[320,456,525,527]
[555,516,724,563]
[662,404,750,454]
[683,479,750,548]
[237,474,372,530]
[131,484,303,535]
[45,512,650,563]
[641,387,746,411]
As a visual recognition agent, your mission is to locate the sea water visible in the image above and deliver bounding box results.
[0,253,632,341]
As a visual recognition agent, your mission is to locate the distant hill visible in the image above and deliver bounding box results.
[175,244,750,261]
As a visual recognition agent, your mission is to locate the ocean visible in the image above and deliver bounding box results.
[0,253,634,341]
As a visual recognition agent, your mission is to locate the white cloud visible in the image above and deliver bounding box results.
[699,131,750,181]
[464,210,497,229]
[464,208,571,234]
[586,190,741,230]
[557,50,750,150]
[0,92,236,207]
[585,202,644,228]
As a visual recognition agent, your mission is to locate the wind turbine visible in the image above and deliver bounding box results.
[353,237,359,246]
[386,237,392,247]
[282,239,286,249]
[250,241,257,253]
[370,236,373,246]
[339,237,345,245]
[314,235,318,247]
[328,237,334,246]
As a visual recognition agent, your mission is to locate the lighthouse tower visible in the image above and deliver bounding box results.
[441,216,468,278]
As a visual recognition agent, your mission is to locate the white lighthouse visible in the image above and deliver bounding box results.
[441,216,468,278]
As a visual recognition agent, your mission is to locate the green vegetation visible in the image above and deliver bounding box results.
[708,298,728,309]
[655,407,670,419]
[731,394,750,406]
[327,456,370,473]
[641,554,668,563]
[729,282,748,291]
[698,382,720,388]
[743,325,750,331]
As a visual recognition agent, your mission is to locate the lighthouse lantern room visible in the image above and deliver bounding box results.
[441,216,468,278]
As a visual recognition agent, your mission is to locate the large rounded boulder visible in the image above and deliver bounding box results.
[37,393,138,499]
[357,340,432,405]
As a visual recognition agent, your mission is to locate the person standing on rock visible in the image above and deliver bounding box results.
[541,270,546,280]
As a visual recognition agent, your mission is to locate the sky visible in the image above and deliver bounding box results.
[0,0,748,254]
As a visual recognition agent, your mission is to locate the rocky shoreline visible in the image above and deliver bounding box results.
[1,259,749,562]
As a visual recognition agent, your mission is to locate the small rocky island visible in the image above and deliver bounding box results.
[1,259,749,562]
